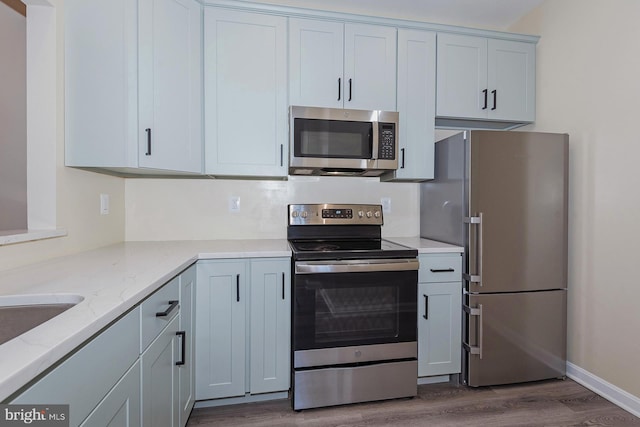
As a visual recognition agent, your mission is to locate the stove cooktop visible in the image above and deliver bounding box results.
[289,238,417,261]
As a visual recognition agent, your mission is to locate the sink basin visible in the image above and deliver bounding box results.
[0,294,84,346]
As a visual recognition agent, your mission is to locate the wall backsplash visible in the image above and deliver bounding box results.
[125,176,420,241]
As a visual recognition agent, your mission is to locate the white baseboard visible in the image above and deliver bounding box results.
[194,391,289,409]
[567,362,640,418]
[417,375,450,385]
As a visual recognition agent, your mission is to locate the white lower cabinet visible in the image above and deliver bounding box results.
[11,265,196,427]
[141,315,180,427]
[417,253,463,378]
[80,361,141,427]
[196,258,291,401]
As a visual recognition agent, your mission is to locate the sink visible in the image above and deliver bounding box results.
[0,294,84,346]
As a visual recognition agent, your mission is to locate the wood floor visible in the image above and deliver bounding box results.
[187,379,640,426]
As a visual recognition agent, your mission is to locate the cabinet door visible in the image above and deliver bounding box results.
[196,261,247,400]
[487,39,536,122]
[289,18,344,109]
[141,315,180,427]
[64,0,138,168]
[204,9,288,177]
[418,282,462,377]
[139,0,202,173]
[344,23,397,111]
[178,266,196,427]
[387,29,436,181]
[80,361,141,427]
[436,33,488,119]
[249,258,291,394]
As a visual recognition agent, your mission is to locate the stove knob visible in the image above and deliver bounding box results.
[358,211,364,218]
[374,211,381,218]
[366,211,372,218]
[292,211,299,218]
[301,211,308,218]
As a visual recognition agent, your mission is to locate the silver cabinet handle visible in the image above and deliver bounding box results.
[463,304,483,359]
[463,212,483,286]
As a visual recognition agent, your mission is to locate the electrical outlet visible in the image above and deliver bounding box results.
[229,196,240,213]
[100,194,110,215]
[381,197,391,213]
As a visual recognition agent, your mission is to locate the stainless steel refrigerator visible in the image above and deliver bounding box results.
[420,130,568,387]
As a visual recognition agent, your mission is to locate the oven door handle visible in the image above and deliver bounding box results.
[295,258,419,274]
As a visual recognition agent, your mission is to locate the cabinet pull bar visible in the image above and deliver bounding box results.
[423,294,429,320]
[491,90,497,110]
[236,274,240,302]
[280,144,284,167]
[156,300,179,317]
[430,268,454,273]
[348,78,352,101]
[338,78,341,101]
[400,148,405,169]
[145,128,152,155]
[176,331,186,366]
[282,272,285,300]
[482,89,488,110]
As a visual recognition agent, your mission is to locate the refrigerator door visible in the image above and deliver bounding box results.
[463,290,567,387]
[467,131,568,293]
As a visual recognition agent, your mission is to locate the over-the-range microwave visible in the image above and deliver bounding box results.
[289,106,399,176]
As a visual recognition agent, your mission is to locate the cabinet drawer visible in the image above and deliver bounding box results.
[141,276,180,352]
[12,307,140,427]
[419,253,462,283]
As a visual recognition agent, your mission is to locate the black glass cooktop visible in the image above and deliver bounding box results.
[289,239,417,260]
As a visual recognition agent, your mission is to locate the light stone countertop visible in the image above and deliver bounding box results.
[0,237,461,402]
[386,237,464,254]
[0,239,291,402]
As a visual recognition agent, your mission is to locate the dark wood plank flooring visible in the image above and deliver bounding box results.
[187,379,640,426]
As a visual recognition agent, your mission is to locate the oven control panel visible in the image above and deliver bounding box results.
[289,204,383,225]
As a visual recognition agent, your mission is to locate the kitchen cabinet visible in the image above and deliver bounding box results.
[79,361,141,427]
[436,33,535,125]
[381,29,436,182]
[11,307,141,426]
[64,0,202,175]
[196,258,291,401]
[178,266,196,425]
[11,266,196,427]
[289,18,397,111]
[204,8,288,178]
[417,253,462,378]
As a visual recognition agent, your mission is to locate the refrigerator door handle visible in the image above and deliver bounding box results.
[463,304,483,359]
[464,213,483,286]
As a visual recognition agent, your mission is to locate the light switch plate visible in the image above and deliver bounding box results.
[100,194,110,215]
[229,196,240,213]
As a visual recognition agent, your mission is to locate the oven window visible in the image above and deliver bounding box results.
[294,118,372,159]
[293,270,417,351]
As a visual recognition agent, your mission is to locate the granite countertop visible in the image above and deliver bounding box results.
[0,237,462,401]
[0,239,291,402]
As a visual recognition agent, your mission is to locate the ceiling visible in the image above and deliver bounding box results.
[250,0,545,30]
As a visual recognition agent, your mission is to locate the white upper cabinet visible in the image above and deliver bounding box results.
[436,33,535,124]
[382,29,436,181]
[139,0,203,173]
[289,18,397,111]
[204,8,288,177]
[64,0,203,175]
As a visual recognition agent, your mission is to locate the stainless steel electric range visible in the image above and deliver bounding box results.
[287,203,419,410]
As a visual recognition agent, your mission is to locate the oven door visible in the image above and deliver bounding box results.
[293,259,418,367]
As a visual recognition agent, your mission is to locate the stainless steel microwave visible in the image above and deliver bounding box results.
[289,106,399,176]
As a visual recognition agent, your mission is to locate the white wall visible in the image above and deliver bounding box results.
[0,2,27,232]
[125,177,419,240]
[511,0,640,398]
[0,0,125,272]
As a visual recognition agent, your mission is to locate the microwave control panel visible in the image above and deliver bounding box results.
[378,123,396,160]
